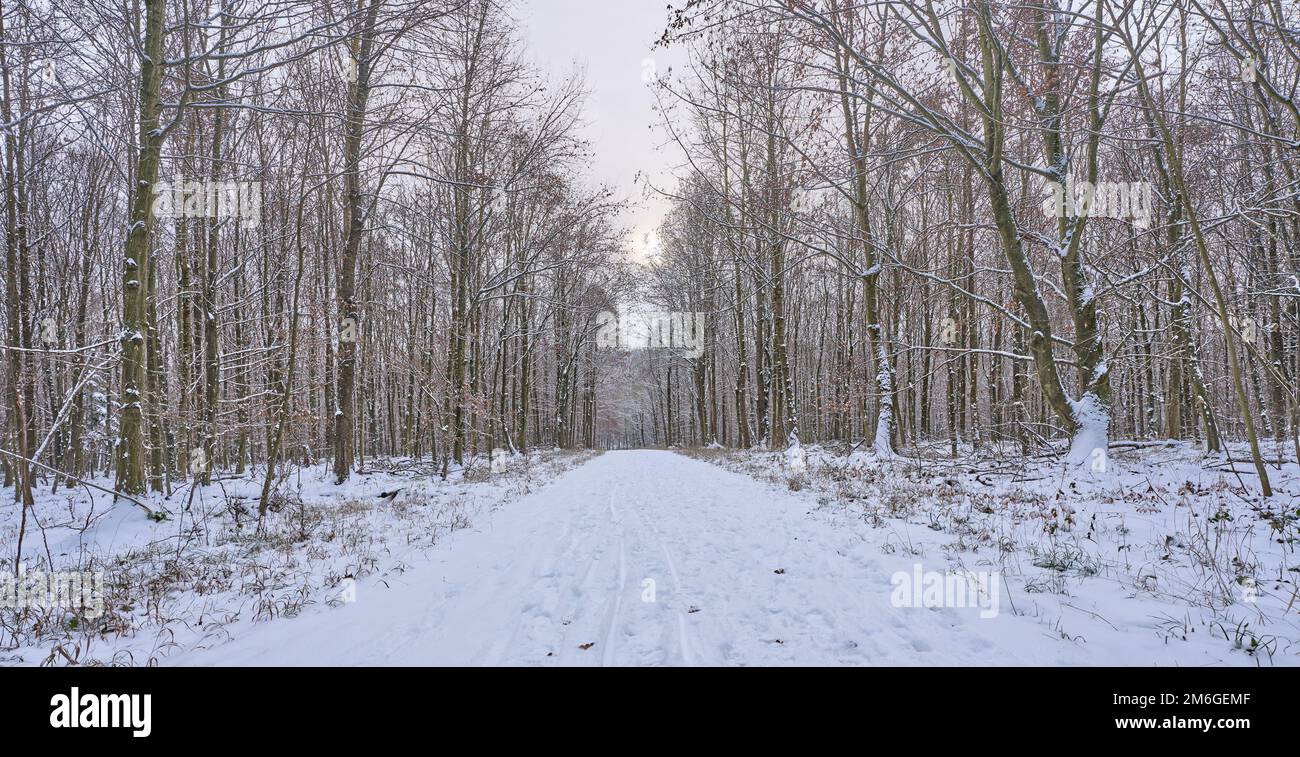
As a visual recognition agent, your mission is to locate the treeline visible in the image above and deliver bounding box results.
[0,0,629,516]
[625,0,1297,496]
[4,0,1299,511]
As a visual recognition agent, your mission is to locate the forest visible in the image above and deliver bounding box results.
[644,0,1298,492]
[2,0,1299,668]
[4,0,1298,504]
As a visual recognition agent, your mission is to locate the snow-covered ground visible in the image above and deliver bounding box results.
[688,442,1300,666]
[0,450,596,666]
[4,445,1297,665]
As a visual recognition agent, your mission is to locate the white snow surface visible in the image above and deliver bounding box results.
[5,447,1297,666]
[167,450,1091,665]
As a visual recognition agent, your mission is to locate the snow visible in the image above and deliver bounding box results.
[690,443,1300,666]
[1,451,589,665]
[785,435,807,474]
[1068,389,1110,466]
[873,345,895,458]
[5,446,1297,666]
[111,451,1080,665]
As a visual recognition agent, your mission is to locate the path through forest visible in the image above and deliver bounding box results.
[166,451,1093,666]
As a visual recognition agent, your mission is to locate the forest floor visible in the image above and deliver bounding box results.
[0,449,597,665]
[684,440,1300,666]
[2,445,1297,666]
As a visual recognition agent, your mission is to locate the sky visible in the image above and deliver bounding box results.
[520,0,688,261]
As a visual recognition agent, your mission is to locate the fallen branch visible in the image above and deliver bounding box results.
[0,448,157,518]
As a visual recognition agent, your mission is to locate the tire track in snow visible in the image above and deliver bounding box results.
[601,488,626,666]
[623,485,698,665]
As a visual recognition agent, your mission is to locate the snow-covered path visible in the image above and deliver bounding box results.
[167,450,1091,666]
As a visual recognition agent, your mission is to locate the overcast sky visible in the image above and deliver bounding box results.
[520,0,687,261]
